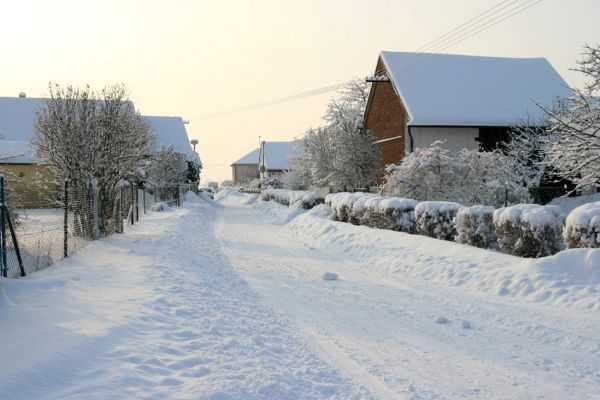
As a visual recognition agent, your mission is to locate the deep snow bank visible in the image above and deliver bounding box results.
[215,188,258,206]
[282,205,600,311]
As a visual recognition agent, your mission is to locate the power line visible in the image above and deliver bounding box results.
[376,0,542,76]
[191,0,544,121]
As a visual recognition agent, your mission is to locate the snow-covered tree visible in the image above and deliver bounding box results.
[542,45,600,190]
[34,83,153,235]
[145,146,188,187]
[286,79,380,189]
[381,141,528,207]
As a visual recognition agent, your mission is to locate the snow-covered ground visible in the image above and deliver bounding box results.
[1,190,599,399]
[0,194,369,399]
[215,191,600,399]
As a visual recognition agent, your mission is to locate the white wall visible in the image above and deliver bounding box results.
[408,127,479,153]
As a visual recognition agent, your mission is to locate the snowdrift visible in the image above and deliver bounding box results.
[281,205,600,311]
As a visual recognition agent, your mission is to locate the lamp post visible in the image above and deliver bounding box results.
[190,139,198,151]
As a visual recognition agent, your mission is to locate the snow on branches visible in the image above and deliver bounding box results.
[381,141,528,207]
[286,79,380,190]
[145,146,188,187]
[542,45,600,191]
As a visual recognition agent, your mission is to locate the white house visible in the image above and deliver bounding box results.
[364,51,573,170]
[258,141,297,181]
[0,95,201,188]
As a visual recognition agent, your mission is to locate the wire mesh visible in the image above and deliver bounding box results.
[1,179,198,278]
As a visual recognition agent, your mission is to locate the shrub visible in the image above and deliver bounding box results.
[261,189,323,208]
[349,194,383,227]
[378,198,418,233]
[326,192,368,222]
[564,201,600,248]
[358,196,386,227]
[493,204,564,257]
[415,201,462,240]
[454,205,496,248]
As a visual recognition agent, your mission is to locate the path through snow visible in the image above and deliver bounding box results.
[0,197,370,399]
[214,194,600,400]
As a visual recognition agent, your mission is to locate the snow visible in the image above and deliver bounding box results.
[380,51,573,126]
[0,196,368,399]
[564,201,600,248]
[2,189,599,399]
[549,192,600,214]
[145,115,201,165]
[0,140,36,163]
[494,203,564,228]
[260,141,297,170]
[217,193,600,398]
[231,148,259,165]
[0,97,199,164]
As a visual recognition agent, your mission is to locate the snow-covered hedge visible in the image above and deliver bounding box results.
[493,204,564,257]
[261,189,323,209]
[361,197,417,232]
[415,201,462,241]
[325,192,371,222]
[564,201,600,248]
[454,206,496,248]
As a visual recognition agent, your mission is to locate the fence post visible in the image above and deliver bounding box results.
[142,184,146,214]
[91,179,100,240]
[130,182,135,225]
[63,180,69,258]
[504,187,509,207]
[177,185,180,206]
[0,176,7,278]
[135,184,139,222]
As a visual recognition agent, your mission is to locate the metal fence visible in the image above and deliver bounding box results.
[0,177,198,279]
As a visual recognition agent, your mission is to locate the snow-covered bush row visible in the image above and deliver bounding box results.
[361,197,418,233]
[564,201,600,248]
[493,204,565,257]
[454,206,496,248]
[415,201,462,241]
[261,189,323,209]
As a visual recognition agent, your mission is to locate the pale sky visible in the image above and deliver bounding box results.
[1,0,599,183]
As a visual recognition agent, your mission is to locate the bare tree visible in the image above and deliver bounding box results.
[34,83,154,235]
[542,45,600,190]
[145,145,188,187]
[287,79,380,189]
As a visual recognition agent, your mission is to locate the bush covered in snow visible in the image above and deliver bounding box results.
[564,201,600,248]
[493,204,564,257]
[325,192,368,222]
[454,205,496,248]
[358,197,417,232]
[415,201,462,241]
[261,189,323,209]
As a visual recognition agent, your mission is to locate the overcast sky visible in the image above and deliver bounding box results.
[1,0,599,182]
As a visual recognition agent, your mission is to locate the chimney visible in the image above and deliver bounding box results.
[18,92,26,98]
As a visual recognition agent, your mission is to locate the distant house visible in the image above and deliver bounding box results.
[231,148,259,183]
[364,51,572,171]
[258,141,297,181]
[0,95,201,201]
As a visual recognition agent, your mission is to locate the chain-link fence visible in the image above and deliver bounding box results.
[0,177,198,279]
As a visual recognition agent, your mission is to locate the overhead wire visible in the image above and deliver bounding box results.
[190,0,544,121]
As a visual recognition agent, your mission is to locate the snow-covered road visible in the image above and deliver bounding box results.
[1,191,598,399]
[0,196,370,399]
[215,194,600,400]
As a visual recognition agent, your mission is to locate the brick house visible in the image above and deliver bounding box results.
[364,51,572,172]
[231,148,260,183]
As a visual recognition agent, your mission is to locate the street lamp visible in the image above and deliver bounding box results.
[190,139,199,151]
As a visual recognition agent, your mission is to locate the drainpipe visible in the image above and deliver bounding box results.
[407,125,414,153]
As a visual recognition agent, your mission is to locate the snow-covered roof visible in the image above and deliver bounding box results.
[144,116,201,165]
[260,141,297,171]
[232,148,259,165]
[0,140,36,164]
[0,96,201,165]
[379,51,573,127]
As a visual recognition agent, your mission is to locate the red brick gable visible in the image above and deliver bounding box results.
[364,57,408,177]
